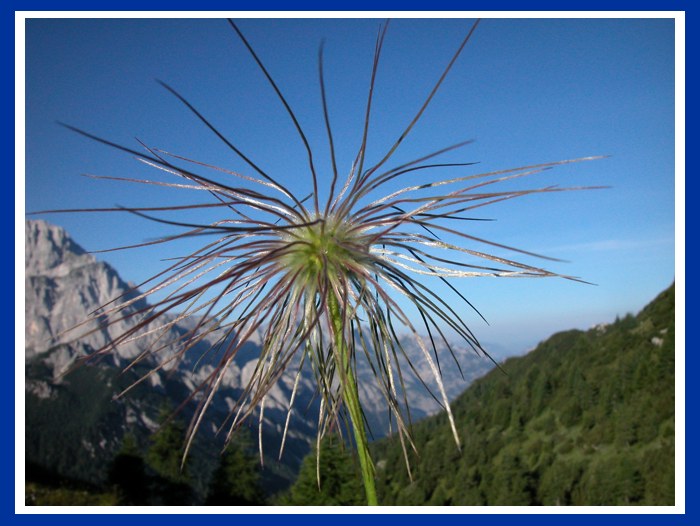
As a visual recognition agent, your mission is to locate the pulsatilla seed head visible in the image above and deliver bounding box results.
[281,215,371,285]
[48,18,603,473]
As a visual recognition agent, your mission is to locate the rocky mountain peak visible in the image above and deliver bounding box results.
[25,219,94,277]
[24,219,138,361]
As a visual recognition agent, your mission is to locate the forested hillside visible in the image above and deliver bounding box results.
[371,284,675,505]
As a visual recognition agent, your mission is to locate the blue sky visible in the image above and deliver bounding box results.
[24,16,677,357]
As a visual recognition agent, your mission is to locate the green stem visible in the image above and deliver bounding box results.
[328,293,378,506]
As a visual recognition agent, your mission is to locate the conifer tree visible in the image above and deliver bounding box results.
[145,408,194,505]
[206,434,265,506]
[107,433,148,505]
[283,437,365,506]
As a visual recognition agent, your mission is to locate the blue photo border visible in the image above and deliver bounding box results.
[8,0,690,523]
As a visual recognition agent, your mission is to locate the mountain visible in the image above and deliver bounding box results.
[371,283,675,505]
[24,219,493,497]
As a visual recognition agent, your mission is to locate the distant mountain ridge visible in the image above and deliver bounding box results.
[24,219,493,493]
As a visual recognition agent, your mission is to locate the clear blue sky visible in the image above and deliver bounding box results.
[24,17,677,357]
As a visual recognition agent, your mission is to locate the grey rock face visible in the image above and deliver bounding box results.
[25,220,156,371]
[25,219,91,276]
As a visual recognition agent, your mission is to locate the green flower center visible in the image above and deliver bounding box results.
[282,216,367,283]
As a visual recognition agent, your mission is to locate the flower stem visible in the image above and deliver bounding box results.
[328,292,378,506]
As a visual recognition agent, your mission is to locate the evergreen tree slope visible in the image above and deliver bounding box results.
[373,284,675,506]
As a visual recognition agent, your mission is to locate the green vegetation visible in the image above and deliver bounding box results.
[25,354,293,502]
[280,437,365,506]
[205,434,266,505]
[142,409,196,505]
[25,358,130,485]
[371,283,675,506]
[26,419,266,506]
[25,482,119,506]
[107,433,149,505]
[24,353,197,488]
